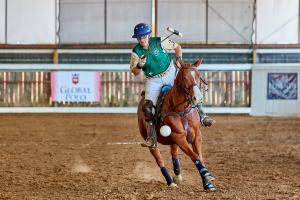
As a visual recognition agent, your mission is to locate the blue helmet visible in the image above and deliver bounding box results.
[132,23,152,38]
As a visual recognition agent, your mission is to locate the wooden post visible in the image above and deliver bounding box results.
[53,49,58,64]
[52,49,58,106]
[252,48,257,64]
[152,0,157,36]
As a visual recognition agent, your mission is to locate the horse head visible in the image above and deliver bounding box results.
[174,59,203,105]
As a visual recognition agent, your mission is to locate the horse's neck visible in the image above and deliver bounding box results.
[166,86,189,112]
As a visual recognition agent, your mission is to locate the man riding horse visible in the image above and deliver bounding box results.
[130,23,215,148]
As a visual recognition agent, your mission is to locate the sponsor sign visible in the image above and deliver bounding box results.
[51,71,100,102]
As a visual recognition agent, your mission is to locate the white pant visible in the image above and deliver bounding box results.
[145,62,177,105]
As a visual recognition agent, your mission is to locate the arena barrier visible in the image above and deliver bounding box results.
[0,63,251,113]
[251,63,300,116]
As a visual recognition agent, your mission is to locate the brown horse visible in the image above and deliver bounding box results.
[137,59,216,191]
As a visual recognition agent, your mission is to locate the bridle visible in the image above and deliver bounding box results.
[172,66,201,112]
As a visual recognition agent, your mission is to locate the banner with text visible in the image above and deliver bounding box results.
[51,71,100,102]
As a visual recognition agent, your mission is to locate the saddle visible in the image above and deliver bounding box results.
[141,85,193,143]
[140,85,172,127]
[154,85,172,127]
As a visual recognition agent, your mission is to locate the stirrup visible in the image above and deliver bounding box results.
[141,137,157,149]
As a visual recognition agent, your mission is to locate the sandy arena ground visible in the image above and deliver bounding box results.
[0,113,299,200]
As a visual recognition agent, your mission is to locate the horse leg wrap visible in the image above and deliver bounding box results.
[172,158,181,176]
[161,167,173,186]
[195,160,216,191]
[194,160,209,177]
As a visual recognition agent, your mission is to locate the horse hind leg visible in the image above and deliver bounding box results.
[170,144,183,185]
[172,159,182,185]
[150,148,177,187]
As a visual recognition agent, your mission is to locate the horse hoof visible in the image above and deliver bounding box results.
[204,182,217,192]
[169,182,178,187]
[205,174,216,182]
[173,174,183,185]
[203,176,217,191]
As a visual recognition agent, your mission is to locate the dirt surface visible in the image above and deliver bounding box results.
[0,114,299,200]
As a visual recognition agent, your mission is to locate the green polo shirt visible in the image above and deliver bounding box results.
[133,37,171,77]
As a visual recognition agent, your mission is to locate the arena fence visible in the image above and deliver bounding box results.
[0,64,251,113]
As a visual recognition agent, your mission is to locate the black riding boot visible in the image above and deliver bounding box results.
[141,100,157,148]
[197,105,216,127]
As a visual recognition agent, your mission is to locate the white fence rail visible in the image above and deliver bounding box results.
[0,63,251,113]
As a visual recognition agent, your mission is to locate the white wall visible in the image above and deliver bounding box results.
[157,0,206,43]
[257,0,299,44]
[107,0,151,43]
[1,0,300,44]
[59,0,105,43]
[208,0,254,44]
[0,0,5,43]
[7,0,56,44]
[251,64,300,116]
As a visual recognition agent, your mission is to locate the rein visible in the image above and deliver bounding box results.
[158,66,199,125]
[161,64,207,121]
[171,67,199,112]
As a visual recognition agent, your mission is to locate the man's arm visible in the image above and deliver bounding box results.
[130,52,141,76]
[174,45,182,61]
[161,37,182,61]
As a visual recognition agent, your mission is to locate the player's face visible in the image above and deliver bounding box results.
[137,34,150,48]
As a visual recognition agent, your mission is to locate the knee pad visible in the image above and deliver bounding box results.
[142,100,154,122]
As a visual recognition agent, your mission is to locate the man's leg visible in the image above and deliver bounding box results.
[142,78,162,148]
[197,105,216,127]
[141,99,157,148]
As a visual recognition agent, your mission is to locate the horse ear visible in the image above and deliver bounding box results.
[176,59,185,68]
[175,60,181,68]
[194,59,202,67]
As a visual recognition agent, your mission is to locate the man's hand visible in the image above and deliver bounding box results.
[137,56,146,69]
[175,45,182,62]
[176,56,182,62]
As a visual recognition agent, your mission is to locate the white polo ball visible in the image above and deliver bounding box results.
[160,125,171,137]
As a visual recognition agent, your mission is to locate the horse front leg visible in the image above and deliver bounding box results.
[170,144,182,185]
[192,129,216,182]
[149,148,177,187]
[192,129,203,162]
[173,133,216,191]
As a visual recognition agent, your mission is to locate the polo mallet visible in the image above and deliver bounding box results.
[166,27,183,38]
[141,27,183,59]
